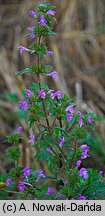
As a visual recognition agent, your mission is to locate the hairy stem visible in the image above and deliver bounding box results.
[42,101,50,127]
[73,138,77,153]
[52,137,67,161]
[52,112,59,126]
[42,137,57,156]
[36,36,50,127]
[33,112,46,129]
[36,124,57,157]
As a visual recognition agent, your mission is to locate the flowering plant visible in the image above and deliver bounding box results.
[0,2,105,200]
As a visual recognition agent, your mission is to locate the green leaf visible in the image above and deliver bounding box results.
[38,111,45,118]
[30,43,47,57]
[7,147,20,162]
[30,83,39,91]
[16,68,32,76]
[66,134,75,142]
[66,151,74,160]
[6,133,19,144]
[28,115,37,128]
[73,127,88,140]
[9,167,22,179]
[45,65,52,74]
[38,4,47,12]
[34,26,49,38]
[48,30,57,37]
[41,83,49,91]
[38,4,56,13]
[17,110,27,119]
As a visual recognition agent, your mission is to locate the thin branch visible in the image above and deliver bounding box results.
[73,138,77,153]
[36,36,50,127]
[52,137,67,161]
[33,112,46,129]
[2,189,24,194]
[52,112,59,126]
[42,137,57,156]
[42,101,50,127]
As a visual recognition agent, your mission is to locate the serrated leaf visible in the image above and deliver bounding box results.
[38,111,45,118]
[30,83,39,91]
[41,83,49,91]
[45,65,52,74]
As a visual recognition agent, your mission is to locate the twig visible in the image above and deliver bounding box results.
[42,137,57,156]
[52,137,67,161]
[52,112,59,126]
[2,189,24,194]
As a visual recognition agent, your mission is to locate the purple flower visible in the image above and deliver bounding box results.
[47,71,57,82]
[87,116,92,124]
[65,197,69,200]
[18,46,30,56]
[71,173,75,176]
[79,168,89,179]
[47,51,53,55]
[46,148,52,153]
[66,113,73,122]
[81,145,89,152]
[76,160,81,168]
[81,145,90,160]
[18,101,30,111]
[29,135,35,143]
[38,89,46,99]
[17,126,22,134]
[30,34,36,39]
[29,10,37,18]
[66,105,74,114]
[54,91,62,99]
[99,171,103,176]
[27,26,34,32]
[39,15,46,26]
[36,170,46,182]
[18,181,26,192]
[65,180,69,185]
[25,89,33,100]
[46,10,55,16]
[6,179,12,187]
[23,167,31,179]
[46,187,54,196]
[78,118,84,127]
[81,151,90,159]
[77,111,82,117]
[59,194,64,199]
[47,89,55,99]
[78,195,86,200]
[59,137,65,148]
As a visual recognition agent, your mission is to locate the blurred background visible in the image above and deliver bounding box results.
[0,0,105,176]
